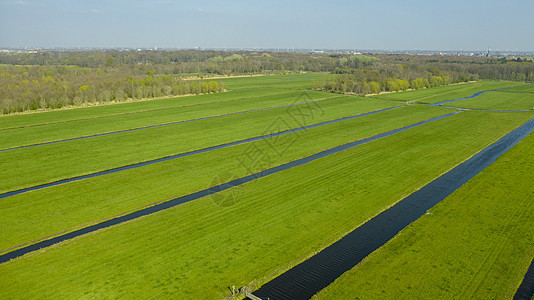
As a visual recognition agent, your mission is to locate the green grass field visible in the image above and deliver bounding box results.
[0,96,399,192]
[212,73,336,90]
[0,105,453,252]
[501,84,534,93]
[0,74,532,299]
[371,82,480,102]
[446,85,534,110]
[0,90,341,149]
[313,128,534,300]
[372,81,525,103]
[1,110,532,299]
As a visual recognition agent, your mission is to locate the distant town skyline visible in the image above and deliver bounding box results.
[1,0,533,51]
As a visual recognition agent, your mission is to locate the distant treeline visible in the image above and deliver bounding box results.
[314,55,534,95]
[1,50,533,114]
[1,49,532,77]
[0,50,383,75]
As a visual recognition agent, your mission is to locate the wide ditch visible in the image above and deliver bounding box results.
[251,115,534,300]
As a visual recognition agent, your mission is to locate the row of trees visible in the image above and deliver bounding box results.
[314,74,467,95]
[0,65,224,114]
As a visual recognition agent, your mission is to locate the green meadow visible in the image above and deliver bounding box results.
[0,105,453,252]
[372,81,525,103]
[210,73,336,90]
[501,84,534,93]
[0,96,398,192]
[0,74,532,299]
[448,86,534,110]
[0,90,340,149]
[1,110,532,299]
[313,124,534,300]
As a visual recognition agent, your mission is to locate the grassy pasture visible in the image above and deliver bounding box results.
[0,96,398,193]
[1,73,532,299]
[0,110,532,299]
[213,73,336,90]
[371,82,480,102]
[372,81,524,104]
[313,129,534,299]
[417,81,525,104]
[501,84,534,93]
[0,91,340,149]
[0,105,453,252]
[448,88,534,110]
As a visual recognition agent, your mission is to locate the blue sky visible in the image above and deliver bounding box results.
[1,0,533,50]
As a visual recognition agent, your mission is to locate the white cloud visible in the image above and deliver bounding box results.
[89,8,101,13]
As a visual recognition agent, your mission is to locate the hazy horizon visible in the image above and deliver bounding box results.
[1,0,533,51]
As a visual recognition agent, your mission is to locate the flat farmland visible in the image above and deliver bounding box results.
[501,84,534,93]
[0,90,341,149]
[446,87,534,110]
[0,95,398,192]
[372,81,525,103]
[0,104,454,252]
[210,73,337,90]
[0,75,533,299]
[314,124,534,299]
